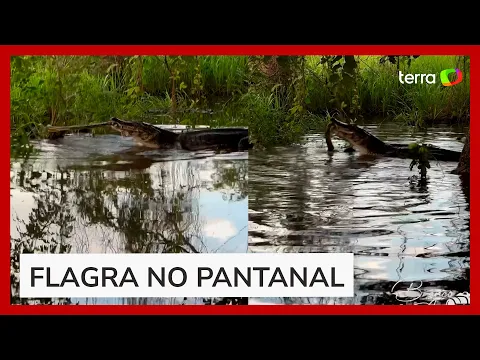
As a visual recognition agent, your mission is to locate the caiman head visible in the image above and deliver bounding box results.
[325,118,386,155]
[109,117,178,148]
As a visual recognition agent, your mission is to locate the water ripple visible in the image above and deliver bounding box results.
[248,122,470,305]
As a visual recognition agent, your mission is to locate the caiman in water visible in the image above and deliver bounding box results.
[109,117,250,151]
[325,117,461,162]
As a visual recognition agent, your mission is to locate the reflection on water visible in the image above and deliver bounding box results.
[248,121,470,305]
[10,134,248,305]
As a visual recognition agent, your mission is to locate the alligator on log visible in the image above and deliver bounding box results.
[47,117,251,152]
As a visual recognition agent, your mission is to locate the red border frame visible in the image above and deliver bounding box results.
[2,45,477,315]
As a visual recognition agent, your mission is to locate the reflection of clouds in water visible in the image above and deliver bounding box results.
[204,218,238,240]
[199,189,248,253]
[10,142,248,255]
[198,168,216,182]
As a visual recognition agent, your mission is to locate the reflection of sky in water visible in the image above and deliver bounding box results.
[199,190,247,253]
[11,134,248,305]
[11,166,248,255]
[249,123,470,305]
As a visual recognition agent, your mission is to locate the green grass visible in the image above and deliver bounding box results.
[357,56,470,124]
[141,56,249,97]
[10,55,470,148]
[302,55,470,124]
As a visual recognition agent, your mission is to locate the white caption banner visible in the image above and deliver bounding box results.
[20,253,354,298]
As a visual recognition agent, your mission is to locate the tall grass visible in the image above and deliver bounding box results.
[357,56,470,123]
[303,55,470,124]
[141,56,249,97]
[10,55,470,147]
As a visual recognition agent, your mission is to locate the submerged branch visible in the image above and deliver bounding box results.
[47,122,112,134]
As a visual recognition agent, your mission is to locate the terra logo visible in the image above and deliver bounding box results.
[440,68,463,86]
[398,68,463,86]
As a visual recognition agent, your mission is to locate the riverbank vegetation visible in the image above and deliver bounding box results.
[11,55,470,149]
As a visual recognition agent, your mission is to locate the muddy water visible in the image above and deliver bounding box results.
[248,122,470,305]
[10,133,248,305]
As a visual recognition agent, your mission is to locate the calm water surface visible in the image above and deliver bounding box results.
[10,133,248,305]
[248,121,470,305]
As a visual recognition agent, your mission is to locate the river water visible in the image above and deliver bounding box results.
[10,133,248,305]
[248,121,470,305]
[11,121,470,306]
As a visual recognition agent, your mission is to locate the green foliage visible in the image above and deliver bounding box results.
[356,55,470,126]
[379,55,421,68]
[237,89,305,148]
[10,55,471,149]
[318,55,360,116]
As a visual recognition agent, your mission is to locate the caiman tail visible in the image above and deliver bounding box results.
[326,117,461,162]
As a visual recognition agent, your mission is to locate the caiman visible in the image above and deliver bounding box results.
[325,117,461,162]
[109,117,250,151]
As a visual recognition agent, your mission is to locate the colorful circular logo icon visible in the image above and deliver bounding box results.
[440,68,463,86]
